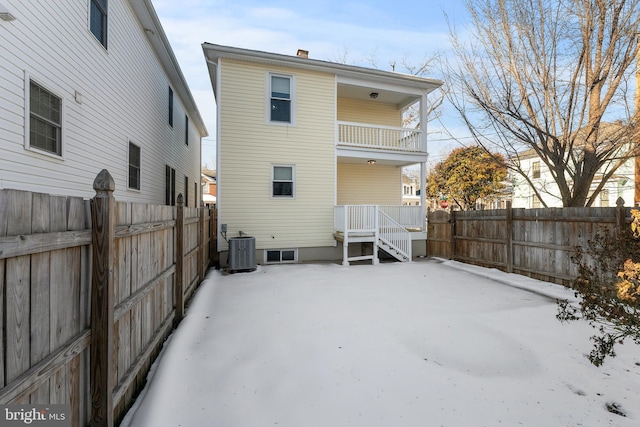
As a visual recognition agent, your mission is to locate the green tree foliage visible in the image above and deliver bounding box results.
[557,210,640,366]
[426,146,507,210]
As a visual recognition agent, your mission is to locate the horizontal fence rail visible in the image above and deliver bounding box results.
[337,121,422,152]
[427,201,631,285]
[0,170,217,427]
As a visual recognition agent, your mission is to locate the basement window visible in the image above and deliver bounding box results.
[265,249,297,264]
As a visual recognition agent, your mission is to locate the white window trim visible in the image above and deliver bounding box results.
[271,164,295,199]
[127,140,141,192]
[265,72,296,126]
[264,249,298,264]
[24,71,66,159]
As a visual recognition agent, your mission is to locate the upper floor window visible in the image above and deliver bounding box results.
[272,165,295,198]
[168,87,174,127]
[184,115,189,145]
[532,161,541,179]
[90,0,108,47]
[128,142,141,190]
[269,74,294,124]
[29,80,62,156]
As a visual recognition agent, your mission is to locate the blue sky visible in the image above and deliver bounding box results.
[152,0,472,168]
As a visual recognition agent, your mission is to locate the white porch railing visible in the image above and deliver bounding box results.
[337,122,423,152]
[334,205,424,232]
[378,210,411,261]
[379,205,424,230]
[334,205,421,264]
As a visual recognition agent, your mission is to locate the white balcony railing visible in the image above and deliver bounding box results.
[337,122,423,153]
[334,205,424,233]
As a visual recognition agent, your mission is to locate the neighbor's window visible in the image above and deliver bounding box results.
[532,161,541,179]
[184,176,189,207]
[165,165,176,206]
[600,189,609,207]
[194,182,198,208]
[532,195,541,208]
[29,80,62,156]
[168,87,174,127]
[90,0,108,47]
[184,115,189,145]
[269,74,292,123]
[272,165,294,197]
[128,142,141,190]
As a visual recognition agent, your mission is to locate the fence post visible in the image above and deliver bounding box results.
[426,207,431,257]
[198,207,205,280]
[449,208,456,260]
[615,197,625,235]
[506,200,513,273]
[90,170,115,427]
[175,194,184,326]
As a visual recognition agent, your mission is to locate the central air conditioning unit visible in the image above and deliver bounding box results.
[228,236,256,272]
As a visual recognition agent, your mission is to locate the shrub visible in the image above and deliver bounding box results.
[557,210,640,366]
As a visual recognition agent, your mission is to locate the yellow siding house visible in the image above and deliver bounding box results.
[203,44,442,266]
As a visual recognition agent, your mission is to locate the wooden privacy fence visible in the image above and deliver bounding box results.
[427,200,632,285]
[0,170,217,426]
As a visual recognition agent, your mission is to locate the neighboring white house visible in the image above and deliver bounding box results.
[203,43,442,266]
[511,142,636,208]
[402,172,420,206]
[0,0,207,206]
[201,169,216,207]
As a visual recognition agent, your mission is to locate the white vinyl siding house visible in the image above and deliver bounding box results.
[511,151,636,208]
[216,59,336,252]
[0,0,206,204]
[204,44,442,265]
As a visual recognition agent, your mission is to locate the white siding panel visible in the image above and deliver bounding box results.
[218,59,336,250]
[337,163,402,205]
[0,0,202,204]
[337,97,402,127]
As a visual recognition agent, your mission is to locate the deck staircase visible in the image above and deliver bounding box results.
[334,205,414,265]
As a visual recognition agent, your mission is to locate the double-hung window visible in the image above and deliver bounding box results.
[168,87,174,127]
[272,165,294,198]
[184,115,189,145]
[128,142,141,190]
[532,161,541,179]
[269,74,293,124]
[165,165,176,206]
[90,0,108,47]
[29,80,62,156]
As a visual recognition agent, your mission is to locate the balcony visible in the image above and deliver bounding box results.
[337,122,424,153]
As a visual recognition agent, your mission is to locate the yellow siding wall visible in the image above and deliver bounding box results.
[219,59,336,250]
[337,163,402,205]
[337,97,402,127]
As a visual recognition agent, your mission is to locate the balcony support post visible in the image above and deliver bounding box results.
[419,96,429,153]
[420,162,427,230]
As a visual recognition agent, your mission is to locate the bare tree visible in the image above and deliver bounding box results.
[445,0,640,207]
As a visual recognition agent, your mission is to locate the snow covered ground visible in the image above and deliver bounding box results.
[122,259,640,427]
